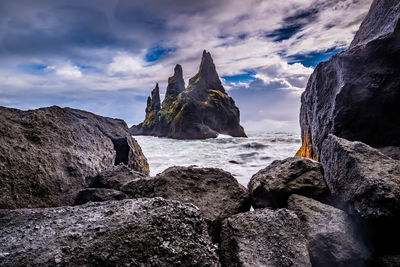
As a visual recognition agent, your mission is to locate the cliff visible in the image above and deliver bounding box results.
[296,0,400,160]
[130,50,247,139]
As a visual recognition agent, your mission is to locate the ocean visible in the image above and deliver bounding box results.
[134,131,301,187]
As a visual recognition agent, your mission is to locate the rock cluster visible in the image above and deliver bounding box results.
[76,165,250,243]
[0,198,220,266]
[297,0,400,160]
[0,106,149,209]
[130,50,247,139]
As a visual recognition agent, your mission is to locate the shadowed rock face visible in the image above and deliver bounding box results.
[220,208,311,267]
[0,198,220,266]
[297,0,400,160]
[288,194,370,267]
[321,134,400,219]
[0,106,149,209]
[130,50,247,139]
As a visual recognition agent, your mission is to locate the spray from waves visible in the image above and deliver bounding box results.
[134,131,301,186]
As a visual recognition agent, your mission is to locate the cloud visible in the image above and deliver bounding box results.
[53,64,83,79]
[0,0,374,132]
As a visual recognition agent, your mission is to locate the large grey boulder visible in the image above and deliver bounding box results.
[248,157,327,209]
[321,134,400,219]
[121,166,251,242]
[297,0,400,160]
[0,106,149,209]
[220,208,311,267]
[0,198,219,266]
[288,194,370,266]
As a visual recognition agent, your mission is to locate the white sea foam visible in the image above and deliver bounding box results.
[134,131,301,187]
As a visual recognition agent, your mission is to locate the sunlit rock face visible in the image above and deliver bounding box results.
[297,0,400,160]
[130,50,247,139]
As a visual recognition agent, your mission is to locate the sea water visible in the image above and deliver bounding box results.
[134,131,301,187]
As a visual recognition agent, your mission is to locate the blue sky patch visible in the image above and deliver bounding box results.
[288,47,345,68]
[19,64,48,73]
[145,45,176,62]
[266,24,303,42]
[222,69,257,83]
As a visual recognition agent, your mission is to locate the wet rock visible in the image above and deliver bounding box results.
[321,134,400,219]
[121,166,251,242]
[0,106,149,209]
[74,188,128,205]
[0,198,219,266]
[87,164,147,190]
[130,50,246,139]
[248,157,327,209]
[297,0,400,160]
[288,194,370,266]
[220,208,311,267]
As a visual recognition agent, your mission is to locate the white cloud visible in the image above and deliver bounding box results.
[53,64,82,79]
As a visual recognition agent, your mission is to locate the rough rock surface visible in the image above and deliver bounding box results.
[74,188,128,205]
[121,166,251,242]
[0,198,219,266]
[0,106,149,209]
[248,157,327,209]
[379,146,400,160]
[87,164,147,190]
[220,208,311,267]
[321,134,400,219]
[297,0,400,160]
[130,50,246,139]
[288,194,370,266]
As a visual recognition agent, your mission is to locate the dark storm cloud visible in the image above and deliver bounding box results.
[3,6,114,55]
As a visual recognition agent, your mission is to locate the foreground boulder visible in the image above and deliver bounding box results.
[0,198,219,266]
[87,164,147,190]
[297,0,400,160]
[220,208,311,266]
[74,188,128,205]
[248,157,327,209]
[0,106,149,209]
[288,194,370,266]
[121,166,251,242]
[321,134,400,219]
[130,50,247,139]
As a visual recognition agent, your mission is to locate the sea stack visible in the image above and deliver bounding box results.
[130,50,247,139]
[296,0,400,160]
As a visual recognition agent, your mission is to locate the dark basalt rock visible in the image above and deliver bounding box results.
[74,188,128,205]
[0,198,220,266]
[288,194,370,267]
[321,134,400,219]
[220,208,311,267]
[297,0,400,160]
[0,106,149,209]
[248,157,327,209]
[130,50,247,139]
[379,146,400,160]
[120,166,251,242]
[87,164,147,190]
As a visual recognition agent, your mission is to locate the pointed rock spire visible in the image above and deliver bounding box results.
[165,64,185,99]
[145,83,161,114]
[187,50,225,94]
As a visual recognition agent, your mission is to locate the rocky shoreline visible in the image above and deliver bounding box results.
[1,0,400,266]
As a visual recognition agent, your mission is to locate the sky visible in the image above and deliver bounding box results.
[0,0,373,132]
